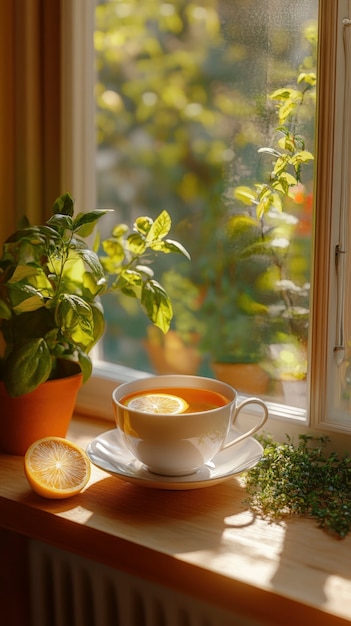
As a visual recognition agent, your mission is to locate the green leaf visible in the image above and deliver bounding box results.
[234,186,257,206]
[38,225,62,240]
[4,226,43,245]
[133,216,153,236]
[4,338,52,396]
[269,87,300,102]
[146,210,172,241]
[297,71,316,86]
[150,239,191,259]
[73,209,112,236]
[52,192,74,217]
[88,301,105,348]
[279,172,297,186]
[272,154,290,177]
[102,238,125,260]
[116,269,143,296]
[92,231,101,253]
[99,255,121,274]
[141,280,173,333]
[291,150,314,164]
[13,294,45,313]
[82,271,106,298]
[56,295,97,351]
[44,328,59,349]
[46,213,73,233]
[70,315,95,348]
[257,147,281,158]
[127,233,147,255]
[120,285,138,298]
[277,134,295,153]
[56,295,92,331]
[111,224,129,237]
[256,191,282,219]
[78,351,93,383]
[8,282,46,312]
[7,265,40,284]
[278,97,301,123]
[135,264,154,277]
[76,248,106,282]
[270,192,283,212]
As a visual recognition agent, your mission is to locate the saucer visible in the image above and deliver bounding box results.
[86,429,263,490]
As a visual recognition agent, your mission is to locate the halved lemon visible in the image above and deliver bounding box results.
[125,392,189,414]
[24,437,91,499]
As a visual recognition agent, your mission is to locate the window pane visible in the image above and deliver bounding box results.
[95,0,318,408]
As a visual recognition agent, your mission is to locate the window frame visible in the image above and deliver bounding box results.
[61,0,96,214]
[310,0,351,436]
[63,0,351,450]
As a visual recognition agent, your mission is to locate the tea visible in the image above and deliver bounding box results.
[120,386,229,414]
[113,374,268,475]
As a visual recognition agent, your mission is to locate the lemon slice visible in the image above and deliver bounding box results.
[24,437,91,499]
[125,392,189,414]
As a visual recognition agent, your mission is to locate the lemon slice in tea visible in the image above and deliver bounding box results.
[125,392,189,414]
[24,437,91,499]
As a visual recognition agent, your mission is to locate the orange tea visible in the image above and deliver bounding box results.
[112,374,268,475]
[120,386,229,414]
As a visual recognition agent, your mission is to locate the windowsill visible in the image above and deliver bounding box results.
[1,414,351,626]
[76,362,351,455]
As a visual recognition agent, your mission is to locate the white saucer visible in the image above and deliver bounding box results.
[86,429,263,490]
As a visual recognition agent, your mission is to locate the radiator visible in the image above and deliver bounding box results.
[28,540,263,626]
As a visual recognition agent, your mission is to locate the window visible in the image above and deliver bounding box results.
[63,1,351,444]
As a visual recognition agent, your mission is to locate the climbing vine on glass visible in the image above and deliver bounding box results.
[244,435,351,539]
[234,24,316,219]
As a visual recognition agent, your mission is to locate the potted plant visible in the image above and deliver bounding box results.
[143,269,206,375]
[145,23,315,396]
[0,192,189,454]
[194,27,316,395]
[229,64,314,397]
[198,216,272,394]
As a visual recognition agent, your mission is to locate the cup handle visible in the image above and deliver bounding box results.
[221,397,268,451]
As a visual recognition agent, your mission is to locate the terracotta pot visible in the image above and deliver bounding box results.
[144,329,202,375]
[0,370,83,455]
[212,362,269,395]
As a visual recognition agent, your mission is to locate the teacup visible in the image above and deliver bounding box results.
[112,374,268,476]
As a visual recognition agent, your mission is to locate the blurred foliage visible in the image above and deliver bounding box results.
[95,0,317,374]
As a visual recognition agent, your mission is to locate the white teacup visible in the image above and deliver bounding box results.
[112,374,268,476]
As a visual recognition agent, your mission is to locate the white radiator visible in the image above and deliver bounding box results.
[28,540,264,626]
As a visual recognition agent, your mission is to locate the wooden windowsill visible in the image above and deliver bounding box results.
[0,415,351,626]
